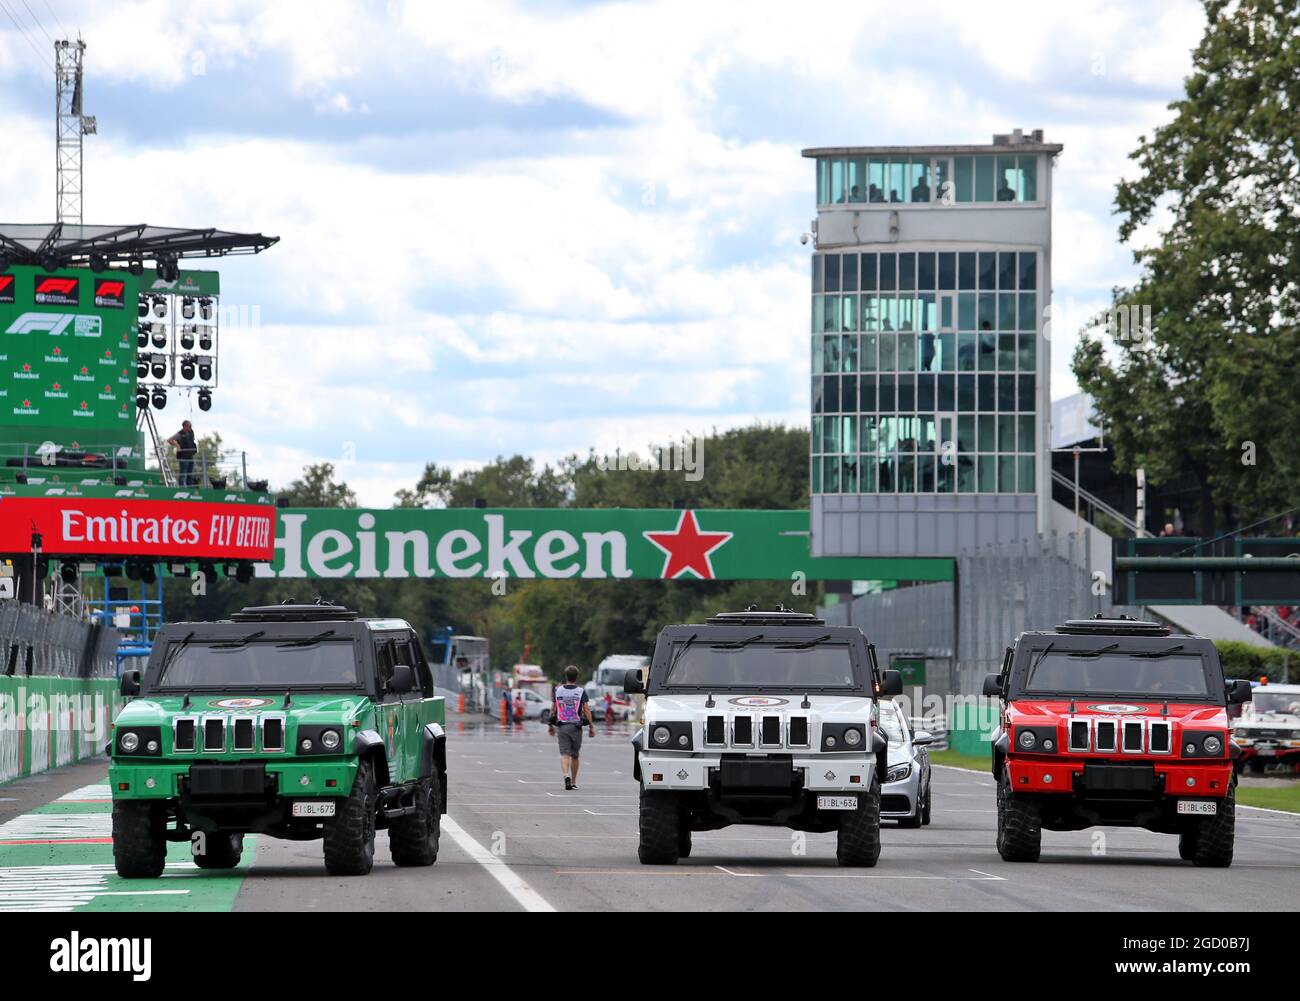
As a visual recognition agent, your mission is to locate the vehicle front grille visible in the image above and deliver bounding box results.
[232,717,255,752]
[733,715,753,746]
[262,716,285,752]
[1123,721,1144,753]
[761,715,781,746]
[1149,721,1171,753]
[202,717,225,753]
[789,716,809,746]
[1095,721,1117,752]
[173,717,197,753]
[1069,720,1090,752]
[705,715,726,745]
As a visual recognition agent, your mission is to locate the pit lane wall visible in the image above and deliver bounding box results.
[0,602,122,787]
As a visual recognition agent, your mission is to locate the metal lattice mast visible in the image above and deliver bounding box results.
[55,38,95,226]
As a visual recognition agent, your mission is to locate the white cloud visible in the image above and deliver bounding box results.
[0,0,1204,506]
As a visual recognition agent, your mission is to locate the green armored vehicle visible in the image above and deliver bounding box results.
[109,602,448,878]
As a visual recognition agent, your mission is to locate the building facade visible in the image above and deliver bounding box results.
[804,130,1062,557]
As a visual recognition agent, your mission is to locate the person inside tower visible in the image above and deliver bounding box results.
[911,171,931,202]
[997,175,1018,201]
[167,420,198,486]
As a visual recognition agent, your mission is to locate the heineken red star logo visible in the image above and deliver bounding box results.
[80,366,89,374]
[22,363,30,372]
[643,510,733,580]
[52,347,61,356]
[52,382,61,391]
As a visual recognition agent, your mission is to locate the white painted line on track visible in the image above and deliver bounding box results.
[714,865,761,877]
[582,809,637,817]
[441,816,555,913]
[1238,805,1300,817]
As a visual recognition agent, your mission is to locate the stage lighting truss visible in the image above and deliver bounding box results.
[134,291,220,392]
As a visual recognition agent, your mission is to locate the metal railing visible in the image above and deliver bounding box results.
[1,442,266,493]
[1250,606,1300,650]
[1051,468,1142,536]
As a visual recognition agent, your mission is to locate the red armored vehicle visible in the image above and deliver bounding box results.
[984,615,1252,867]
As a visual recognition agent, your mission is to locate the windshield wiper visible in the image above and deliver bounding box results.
[1070,642,1120,658]
[1027,641,1055,677]
[276,630,335,649]
[709,633,765,650]
[665,632,698,680]
[775,634,832,650]
[1134,643,1186,659]
[157,630,194,696]
[210,630,266,650]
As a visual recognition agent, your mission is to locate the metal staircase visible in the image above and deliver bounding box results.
[1052,469,1142,535]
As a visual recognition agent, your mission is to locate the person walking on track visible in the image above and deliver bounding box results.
[549,665,595,790]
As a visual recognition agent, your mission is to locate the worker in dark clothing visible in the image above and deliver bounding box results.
[167,420,198,486]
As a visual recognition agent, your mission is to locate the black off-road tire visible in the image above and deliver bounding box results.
[996,768,1041,862]
[921,780,932,826]
[1178,827,1199,861]
[836,785,882,867]
[637,788,681,865]
[193,832,243,870]
[677,825,692,859]
[1192,787,1235,868]
[323,758,377,876]
[390,772,441,867]
[112,800,167,879]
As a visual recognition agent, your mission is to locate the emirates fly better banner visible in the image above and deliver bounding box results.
[0,266,140,431]
[260,508,953,582]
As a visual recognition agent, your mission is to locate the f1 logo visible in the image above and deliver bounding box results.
[0,275,14,304]
[5,312,74,335]
[34,276,79,306]
[35,278,77,295]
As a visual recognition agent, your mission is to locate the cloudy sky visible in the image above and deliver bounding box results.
[0,0,1205,505]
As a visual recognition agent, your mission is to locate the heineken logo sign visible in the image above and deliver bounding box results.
[255,508,956,584]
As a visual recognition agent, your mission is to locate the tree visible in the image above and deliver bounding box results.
[1073,0,1300,534]
[396,455,570,508]
[278,463,357,508]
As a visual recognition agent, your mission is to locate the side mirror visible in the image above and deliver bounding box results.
[390,664,415,695]
[120,670,141,697]
[879,670,903,697]
[623,668,644,696]
[912,730,934,746]
[982,673,1003,699]
[1226,680,1253,706]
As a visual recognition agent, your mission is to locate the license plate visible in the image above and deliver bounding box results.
[292,801,336,818]
[1176,800,1217,816]
[1258,747,1277,756]
[817,795,858,811]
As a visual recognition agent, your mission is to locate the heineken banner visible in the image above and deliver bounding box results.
[260,508,954,582]
[140,268,220,297]
[0,266,139,431]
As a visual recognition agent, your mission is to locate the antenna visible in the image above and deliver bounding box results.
[55,37,96,226]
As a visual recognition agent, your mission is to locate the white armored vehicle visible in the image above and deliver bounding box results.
[623,607,903,867]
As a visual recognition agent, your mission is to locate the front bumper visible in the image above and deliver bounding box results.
[639,752,874,793]
[109,758,358,800]
[1006,756,1234,797]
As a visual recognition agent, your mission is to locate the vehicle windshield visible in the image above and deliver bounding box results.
[157,640,361,690]
[1025,650,1209,698]
[1252,692,1300,715]
[662,641,858,690]
[876,703,906,745]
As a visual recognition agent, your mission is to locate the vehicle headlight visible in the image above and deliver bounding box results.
[1203,735,1222,755]
[321,729,341,751]
[146,740,159,753]
[1233,727,1249,739]
[843,727,862,747]
[1018,729,1038,750]
[652,726,671,746]
[120,732,140,753]
[300,738,314,752]
[885,762,912,783]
